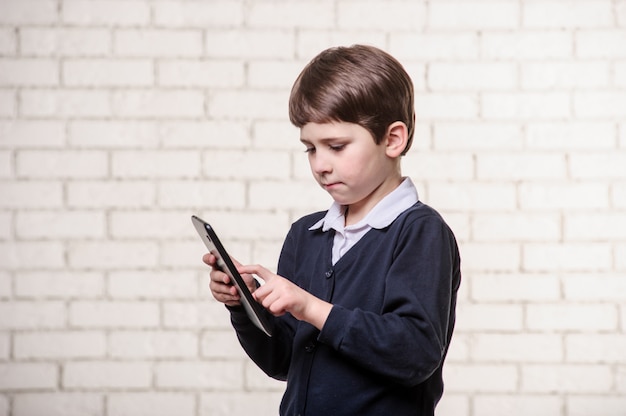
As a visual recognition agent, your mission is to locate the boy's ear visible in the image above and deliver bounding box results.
[385,121,409,158]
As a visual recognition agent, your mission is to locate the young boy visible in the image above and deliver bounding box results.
[204,44,461,416]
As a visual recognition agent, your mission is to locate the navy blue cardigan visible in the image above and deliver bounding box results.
[229,201,461,416]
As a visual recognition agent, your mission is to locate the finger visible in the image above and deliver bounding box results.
[238,264,274,283]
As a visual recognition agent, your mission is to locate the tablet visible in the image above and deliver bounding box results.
[191,215,272,337]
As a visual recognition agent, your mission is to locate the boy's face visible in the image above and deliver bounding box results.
[300,121,402,218]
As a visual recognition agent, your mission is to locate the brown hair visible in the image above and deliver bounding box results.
[289,44,415,155]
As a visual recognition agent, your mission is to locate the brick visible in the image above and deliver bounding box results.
[390,33,479,61]
[108,270,198,298]
[428,63,517,91]
[617,244,626,272]
[524,243,612,272]
[251,1,335,29]
[567,334,626,363]
[471,333,563,363]
[157,180,245,209]
[20,28,110,56]
[162,300,232,330]
[154,1,243,27]
[474,395,562,416]
[247,61,304,89]
[0,1,57,25]
[0,59,58,86]
[0,120,65,148]
[62,0,150,25]
[526,122,615,149]
[338,1,425,30]
[427,183,517,211]
[195,211,289,241]
[527,303,618,331]
[473,213,561,242]
[112,209,193,239]
[200,392,283,416]
[63,59,153,87]
[563,274,626,301]
[620,0,626,26]
[13,393,103,416]
[69,121,158,148]
[160,121,250,149]
[524,1,613,28]
[0,242,65,270]
[569,397,626,416]
[67,181,156,208]
[459,244,521,273]
[0,28,16,54]
[477,153,566,180]
[522,364,612,393]
[201,330,246,359]
[115,29,202,57]
[522,61,609,89]
[109,331,198,358]
[112,90,204,118]
[0,331,9,359]
[574,91,626,118]
[14,331,106,359]
[481,31,572,59]
[108,393,195,416]
[577,30,626,58]
[68,242,159,269]
[0,90,16,117]
[16,211,105,239]
[69,301,159,328]
[434,123,523,150]
[202,150,290,180]
[565,213,626,240]
[430,1,518,29]
[14,271,104,298]
[0,151,11,177]
[205,30,294,59]
[63,362,152,389]
[519,182,609,210]
[443,364,518,392]
[208,90,288,119]
[436,394,469,416]
[402,152,474,180]
[17,150,108,178]
[111,150,200,178]
[244,361,287,391]
[616,62,626,87]
[483,92,570,120]
[0,181,63,209]
[414,94,478,120]
[156,361,244,389]
[0,363,57,390]
[0,301,65,329]
[472,273,560,302]
[455,303,524,331]
[20,89,110,117]
[158,60,244,88]
[570,152,626,179]
[0,271,10,297]
[613,182,626,208]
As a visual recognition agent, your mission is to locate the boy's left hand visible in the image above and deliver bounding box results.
[237,264,332,331]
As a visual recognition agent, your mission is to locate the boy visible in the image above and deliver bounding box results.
[204,44,461,416]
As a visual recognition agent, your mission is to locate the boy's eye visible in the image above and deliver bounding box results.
[329,144,345,151]
[304,147,315,154]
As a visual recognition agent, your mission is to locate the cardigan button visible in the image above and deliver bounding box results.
[325,269,333,278]
[304,343,315,353]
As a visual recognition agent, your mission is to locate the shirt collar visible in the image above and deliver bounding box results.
[309,177,419,232]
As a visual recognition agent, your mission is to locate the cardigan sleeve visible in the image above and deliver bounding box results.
[317,213,461,387]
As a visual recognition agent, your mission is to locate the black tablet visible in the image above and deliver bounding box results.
[192,215,272,337]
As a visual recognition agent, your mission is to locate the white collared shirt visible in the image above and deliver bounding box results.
[309,177,419,264]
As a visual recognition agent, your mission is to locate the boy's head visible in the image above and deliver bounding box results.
[289,44,415,156]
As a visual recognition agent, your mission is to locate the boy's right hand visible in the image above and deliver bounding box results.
[202,253,256,307]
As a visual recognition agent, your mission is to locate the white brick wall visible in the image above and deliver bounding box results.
[0,1,624,415]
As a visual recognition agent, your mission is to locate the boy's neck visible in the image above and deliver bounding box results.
[344,175,403,226]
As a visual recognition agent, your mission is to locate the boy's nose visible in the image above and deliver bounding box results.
[311,156,331,175]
